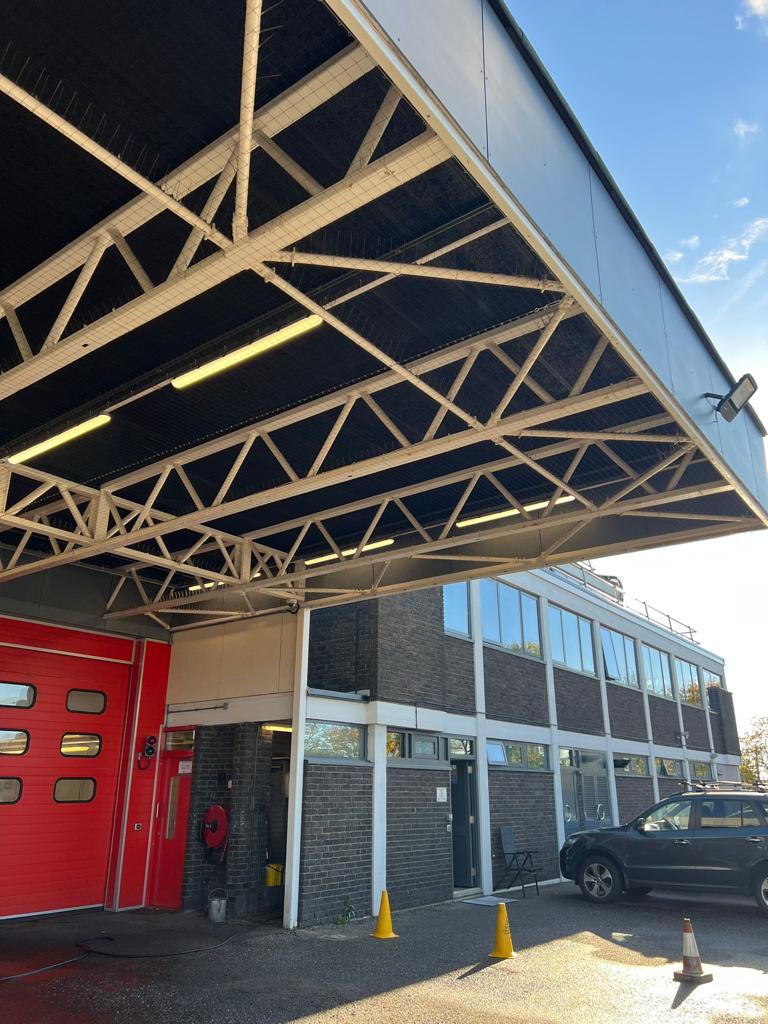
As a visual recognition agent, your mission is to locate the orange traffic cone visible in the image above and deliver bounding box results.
[371,889,398,940]
[489,901,516,959]
[673,917,713,984]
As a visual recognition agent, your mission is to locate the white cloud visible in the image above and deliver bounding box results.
[733,196,751,208]
[734,119,759,138]
[745,0,768,15]
[680,234,701,250]
[679,217,768,283]
[735,13,747,28]
[664,250,684,263]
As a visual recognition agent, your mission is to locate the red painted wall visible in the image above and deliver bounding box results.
[0,616,134,663]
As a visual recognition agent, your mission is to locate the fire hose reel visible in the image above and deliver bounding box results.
[201,804,229,850]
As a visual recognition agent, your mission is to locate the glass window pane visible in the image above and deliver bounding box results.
[304,721,363,759]
[644,799,691,830]
[742,802,761,828]
[481,580,501,643]
[449,738,474,756]
[0,682,35,708]
[165,729,195,751]
[54,778,95,803]
[625,638,638,686]
[655,757,681,777]
[661,654,672,697]
[66,689,106,714]
[691,761,710,780]
[499,586,523,651]
[0,730,29,755]
[443,583,470,636]
[549,607,565,664]
[527,744,546,769]
[412,735,439,760]
[521,594,541,656]
[504,744,524,766]
[579,617,594,673]
[487,741,506,765]
[60,733,101,757]
[700,799,747,829]
[0,778,21,803]
[601,628,620,681]
[386,731,404,758]
[563,611,581,669]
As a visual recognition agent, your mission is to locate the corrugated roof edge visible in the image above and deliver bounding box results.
[488,0,766,437]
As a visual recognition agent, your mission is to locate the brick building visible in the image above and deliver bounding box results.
[167,561,740,926]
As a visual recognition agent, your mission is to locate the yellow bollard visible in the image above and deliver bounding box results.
[489,901,516,959]
[370,889,398,940]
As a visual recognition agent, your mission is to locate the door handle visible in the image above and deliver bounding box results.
[673,839,690,846]
[746,837,764,844]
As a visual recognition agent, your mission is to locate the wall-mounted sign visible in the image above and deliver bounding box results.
[178,760,193,775]
[436,786,448,803]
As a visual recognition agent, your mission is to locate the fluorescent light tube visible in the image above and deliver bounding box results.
[457,494,576,529]
[171,314,323,390]
[8,414,112,465]
[305,537,394,567]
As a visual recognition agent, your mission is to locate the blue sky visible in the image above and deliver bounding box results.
[510,0,768,729]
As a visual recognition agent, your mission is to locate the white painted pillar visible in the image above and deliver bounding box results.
[370,723,387,912]
[593,619,620,826]
[283,608,310,930]
[635,638,660,802]
[539,596,565,851]
[469,579,493,894]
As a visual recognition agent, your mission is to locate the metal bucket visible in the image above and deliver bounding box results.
[207,888,227,924]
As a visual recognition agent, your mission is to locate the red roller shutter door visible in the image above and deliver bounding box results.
[0,643,131,918]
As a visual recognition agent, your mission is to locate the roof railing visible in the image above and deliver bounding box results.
[547,561,698,644]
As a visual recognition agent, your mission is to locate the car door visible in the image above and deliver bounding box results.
[622,798,700,887]
[691,798,768,890]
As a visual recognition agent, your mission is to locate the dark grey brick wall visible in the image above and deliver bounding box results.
[308,601,378,694]
[554,668,604,735]
[709,689,741,755]
[681,704,710,751]
[606,684,647,742]
[488,770,559,884]
[615,776,655,823]
[298,763,373,925]
[182,725,235,911]
[227,724,274,916]
[181,723,276,916]
[657,777,686,800]
[386,767,453,909]
[648,695,680,746]
[377,589,475,713]
[484,648,549,725]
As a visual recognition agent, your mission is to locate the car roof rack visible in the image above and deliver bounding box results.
[681,780,768,794]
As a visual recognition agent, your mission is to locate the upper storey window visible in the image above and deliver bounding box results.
[481,579,541,657]
[443,582,470,637]
[549,606,594,674]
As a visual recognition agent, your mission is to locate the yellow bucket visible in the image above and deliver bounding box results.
[265,863,284,887]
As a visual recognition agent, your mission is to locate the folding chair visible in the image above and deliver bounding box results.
[495,826,541,896]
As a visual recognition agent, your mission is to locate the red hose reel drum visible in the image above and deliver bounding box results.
[201,804,229,849]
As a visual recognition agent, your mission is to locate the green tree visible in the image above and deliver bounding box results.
[739,716,768,787]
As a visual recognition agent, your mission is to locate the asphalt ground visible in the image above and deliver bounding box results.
[1,883,766,1024]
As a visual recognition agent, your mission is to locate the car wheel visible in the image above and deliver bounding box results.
[578,856,622,904]
[751,868,768,915]
[624,886,652,898]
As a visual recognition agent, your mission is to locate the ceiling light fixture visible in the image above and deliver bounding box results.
[171,314,323,390]
[305,537,394,567]
[456,494,576,529]
[8,414,112,465]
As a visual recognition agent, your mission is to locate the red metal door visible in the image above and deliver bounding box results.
[148,731,194,909]
[0,643,131,918]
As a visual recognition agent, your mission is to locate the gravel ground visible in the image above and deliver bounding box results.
[1,884,766,1024]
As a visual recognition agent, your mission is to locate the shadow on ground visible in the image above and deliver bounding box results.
[1,885,766,1024]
